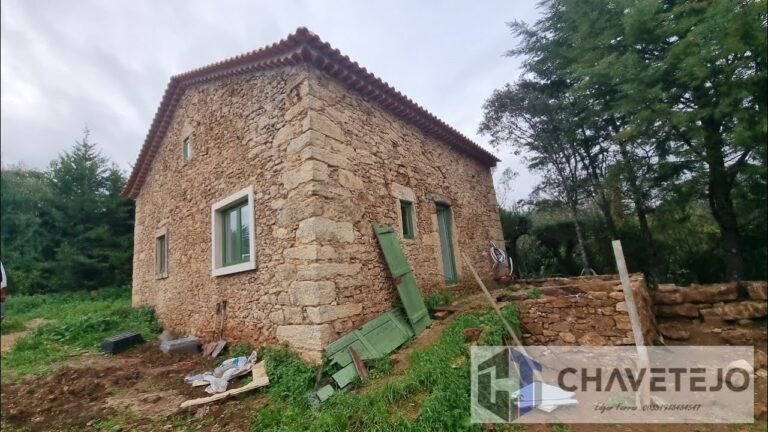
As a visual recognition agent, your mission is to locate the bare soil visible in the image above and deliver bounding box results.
[0,343,265,431]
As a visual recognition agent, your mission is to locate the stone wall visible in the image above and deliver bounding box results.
[132,68,298,347]
[653,281,768,324]
[132,64,504,359]
[272,66,504,354]
[507,274,659,346]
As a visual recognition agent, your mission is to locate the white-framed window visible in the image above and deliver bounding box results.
[155,228,168,279]
[211,186,256,277]
[182,136,192,162]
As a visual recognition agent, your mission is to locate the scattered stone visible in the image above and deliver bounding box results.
[711,328,722,334]
[559,332,576,343]
[140,394,162,403]
[433,311,450,320]
[720,329,753,345]
[657,322,690,341]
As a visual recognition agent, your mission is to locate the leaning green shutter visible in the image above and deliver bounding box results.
[373,225,431,335]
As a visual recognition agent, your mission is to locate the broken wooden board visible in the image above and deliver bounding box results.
[332,363,358,388]
[316,384,335,402]
[373,225,432,335]
[210,340,227,358]
[325,308,413,368]
[179,362,269,408]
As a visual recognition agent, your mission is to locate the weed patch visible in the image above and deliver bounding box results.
[424,291,453,313]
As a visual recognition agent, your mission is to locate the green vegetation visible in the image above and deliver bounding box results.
[526,287,541,300]
[252,305,519,431]
[0,287,160,377]
[0,128,134,295]
[484,0,766,284]
[424,291,453,313]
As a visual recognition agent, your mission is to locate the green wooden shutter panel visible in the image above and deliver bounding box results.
[325,309,414,368]
[373,225,431,335]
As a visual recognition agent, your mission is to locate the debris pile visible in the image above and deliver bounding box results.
[184,351,258,394]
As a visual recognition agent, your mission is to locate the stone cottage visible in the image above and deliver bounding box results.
[123,28,504,358]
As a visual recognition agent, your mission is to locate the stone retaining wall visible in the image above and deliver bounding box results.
[507,274,658,346]
[652,281,768,325]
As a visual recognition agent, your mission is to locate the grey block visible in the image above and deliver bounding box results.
[160,336,200,354]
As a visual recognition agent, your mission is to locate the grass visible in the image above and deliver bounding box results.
[251,304,520,431]
[0,287,161,378]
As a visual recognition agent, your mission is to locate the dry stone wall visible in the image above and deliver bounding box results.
[508,274,659,346]
[653,281,768,324]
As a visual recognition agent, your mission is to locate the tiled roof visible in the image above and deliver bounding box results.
[122,27,499,198]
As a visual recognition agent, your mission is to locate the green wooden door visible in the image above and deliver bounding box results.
[373,225,431,335]
[436,204,458,283]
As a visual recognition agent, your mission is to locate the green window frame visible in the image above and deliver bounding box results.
[221,201,251,267]
[155,234,167,277]
[400,200,415,239]
[182,137,192,162]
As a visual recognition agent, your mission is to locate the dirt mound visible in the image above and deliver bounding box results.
[0,343,214,431]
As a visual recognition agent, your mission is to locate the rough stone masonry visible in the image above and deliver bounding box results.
[127,34,505,360]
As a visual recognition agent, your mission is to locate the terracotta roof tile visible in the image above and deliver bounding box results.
[122,27,498,198]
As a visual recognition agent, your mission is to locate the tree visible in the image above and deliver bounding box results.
[485,0,766,282]
[0,128,134,293]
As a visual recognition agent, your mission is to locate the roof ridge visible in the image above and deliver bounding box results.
[122,27,498,198]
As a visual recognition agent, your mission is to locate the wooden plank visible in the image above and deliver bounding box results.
[611,240,648,358]
[349,347,368,382]
[179,362,269,408]
[316,385,335,402]
[332,363,358,388]
[611,240,651,409]
[461,253,542,382]
[373,225,431,335]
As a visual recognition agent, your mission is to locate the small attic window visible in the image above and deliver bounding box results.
[182,136,192,162]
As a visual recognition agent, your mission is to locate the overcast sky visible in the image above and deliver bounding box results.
[1,0,540,201]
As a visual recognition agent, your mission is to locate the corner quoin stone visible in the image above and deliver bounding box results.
[296,217,354,243]
[305,303,363,324]
[289,281,336,306]
[276,324,334,351]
